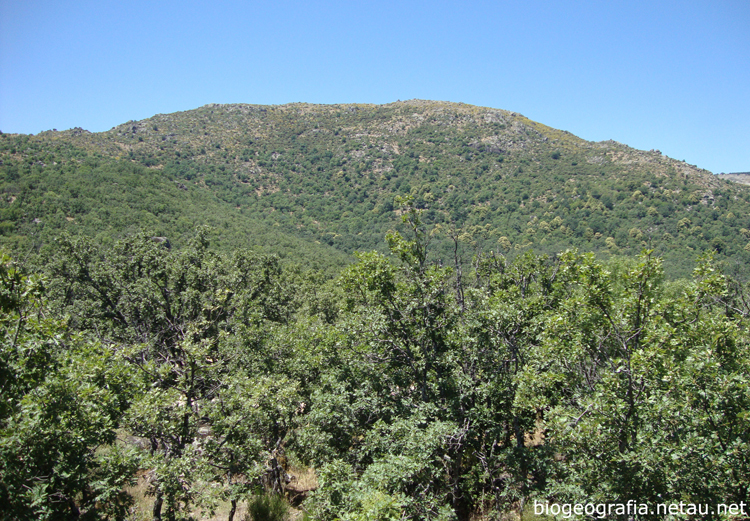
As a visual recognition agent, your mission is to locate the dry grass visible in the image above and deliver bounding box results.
[285,465,318,510]
[121,465,318,520]
[123,471,152,520]
[123,471,250,521]
[288,465,318,492]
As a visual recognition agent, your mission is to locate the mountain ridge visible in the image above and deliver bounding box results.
[32,100,716,174]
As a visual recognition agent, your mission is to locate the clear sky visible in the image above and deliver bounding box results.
[1,0,748,173]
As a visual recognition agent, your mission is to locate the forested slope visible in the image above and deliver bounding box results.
[0,134,350,273]
[2,100,750,277]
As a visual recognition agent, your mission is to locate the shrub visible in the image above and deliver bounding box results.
[245,492,289,521]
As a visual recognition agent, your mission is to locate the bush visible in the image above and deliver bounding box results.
[245,492,289,521]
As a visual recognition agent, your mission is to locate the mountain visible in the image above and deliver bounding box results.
[717,172,750,186]
[2,100,749,276]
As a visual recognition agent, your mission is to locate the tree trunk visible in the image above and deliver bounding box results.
[152,491,163,521]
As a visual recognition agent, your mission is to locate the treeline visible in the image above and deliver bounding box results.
[2,212,749,520]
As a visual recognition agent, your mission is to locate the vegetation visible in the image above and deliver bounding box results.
[1,102,749,519]
[2,101,750,277]
[2,204,749,519]
[246,492,289,521]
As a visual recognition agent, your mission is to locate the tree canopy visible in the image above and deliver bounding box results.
[2,208,747,520]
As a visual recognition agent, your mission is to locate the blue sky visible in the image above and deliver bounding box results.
[1,0,747,173]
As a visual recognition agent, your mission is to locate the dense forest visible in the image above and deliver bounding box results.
[1,102,750,520]
[2,209,750,520]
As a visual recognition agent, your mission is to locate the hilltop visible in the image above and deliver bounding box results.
[717,172,750,186]
[2,100,749,276]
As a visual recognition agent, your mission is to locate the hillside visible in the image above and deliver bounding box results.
[717,172,750,186]
[0,132,351,273]
[2,100,750,276]
[2,101,750,520]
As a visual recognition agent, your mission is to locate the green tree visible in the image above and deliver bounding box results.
[0,253,138,520]
[519,251,750,510]
[304,206,557,518]
[44,231,298,520]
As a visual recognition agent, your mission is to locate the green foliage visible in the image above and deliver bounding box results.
[0,136,350,274]
[3,102,750,278]
[0,253,138,520]
[245,492,289,521]
[3,106,750,520]
[39,231,306,519]
[300,222,750,518]
[302,207,557,519]
[1,226,749,519]
[306,459,410,521]
[517,250,750,508]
